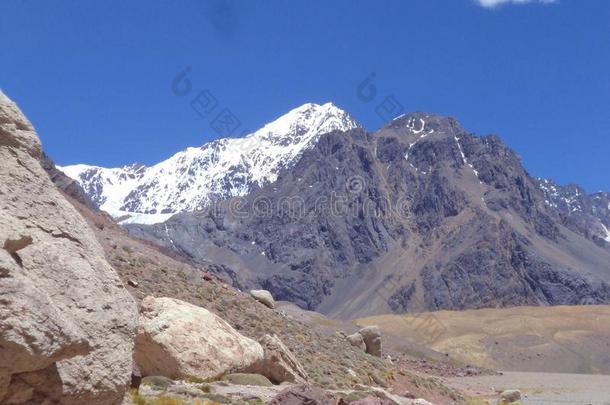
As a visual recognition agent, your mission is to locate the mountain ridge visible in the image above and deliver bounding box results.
[123,111,610,317]
[59,102,359,224]
[60,103,610,234]
[537,177,610,243]
[58,104,610,317]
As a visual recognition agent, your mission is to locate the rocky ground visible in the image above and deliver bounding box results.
[448,372,610,405]
[122,376,440,405]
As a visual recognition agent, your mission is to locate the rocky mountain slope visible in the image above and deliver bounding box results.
[537,177,610,244]
[60,102,359,224]
[126,112,610,318]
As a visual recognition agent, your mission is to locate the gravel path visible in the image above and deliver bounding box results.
[448,371,610,405]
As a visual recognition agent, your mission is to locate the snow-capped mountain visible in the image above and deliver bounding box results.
[128,112,610,315]
[59,102,360,224]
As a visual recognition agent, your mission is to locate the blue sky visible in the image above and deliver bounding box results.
[1,0,609,191]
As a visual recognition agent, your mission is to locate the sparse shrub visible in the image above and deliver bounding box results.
[199,393,231,403]
[369,372,387,387]
[185,375,215,384]
[384,370,396,381]
[153,397,186,405]
[128,390,189,405]
[342,391,369,402]
[141,375,173,390]
[128,389,147,405]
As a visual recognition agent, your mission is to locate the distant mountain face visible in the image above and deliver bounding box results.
[537,178,610,244]
[61,103,610,317]
[124,112,610,318]
[59,103,359,224]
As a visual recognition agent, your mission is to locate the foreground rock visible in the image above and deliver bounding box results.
[359,326,382,357]
[251,289,276,308]
[413,399,435,405]
[268,384,339,405]
[0,91,137,404]
[247,334,309,383]
[135,379,424,405]
[135,296,264,379]
[137,377,287,404]
[498,389,521,404]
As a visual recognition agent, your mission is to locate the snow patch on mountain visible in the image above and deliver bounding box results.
[537,177,610,243]
[601,222,610,243]
[59,102,359,223]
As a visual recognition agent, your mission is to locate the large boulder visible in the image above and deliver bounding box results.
[359,326,382,357]
[250,289,276,308]
[346,332,366,351]
[247,334,308,383]
[134,296,264,379]
[0,91,138,404]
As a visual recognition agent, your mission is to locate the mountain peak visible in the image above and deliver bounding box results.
[385,112,463,136]
[253,102,360,143]
[61,102,361,223]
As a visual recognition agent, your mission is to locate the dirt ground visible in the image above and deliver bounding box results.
[448,371,610,405]
[357,305,610,374]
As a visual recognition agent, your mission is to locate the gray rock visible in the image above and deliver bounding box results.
[499,389,521,403]
[346,332,366,351]
[41,153,98,210]
[268,384,338,405]
[359,326,382,357]
[250,289,276,309]
[246,334,308,383]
